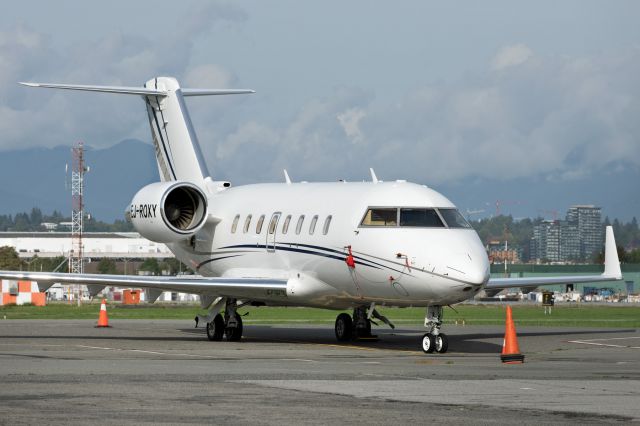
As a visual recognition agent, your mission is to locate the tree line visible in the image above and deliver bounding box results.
[0,208,133,232]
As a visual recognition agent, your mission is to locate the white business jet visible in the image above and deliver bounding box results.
[0,77,623,353]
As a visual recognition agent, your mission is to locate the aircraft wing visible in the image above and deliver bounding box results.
[0,270,287,301]
[485,226,623,290]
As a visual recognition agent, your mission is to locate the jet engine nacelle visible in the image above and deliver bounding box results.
[127,181,208,243]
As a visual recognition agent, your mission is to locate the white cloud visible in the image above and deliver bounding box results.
[0,3,248,151]
[211,47,640,186]
[1,12,638,191]
[492,44,534,71]
[185,64,234,88]
[337,108,366,144]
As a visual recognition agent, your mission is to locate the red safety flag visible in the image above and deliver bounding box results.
[346,245,356,268]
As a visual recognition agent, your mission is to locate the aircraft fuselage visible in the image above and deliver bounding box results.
[170,180,490,309]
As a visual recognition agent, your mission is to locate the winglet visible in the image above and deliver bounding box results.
[283,169,292,185]
[603,226,622,279]
[370,168,379,184]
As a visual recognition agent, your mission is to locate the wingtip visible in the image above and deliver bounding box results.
[604,226,623,279]
[19,82,39,87]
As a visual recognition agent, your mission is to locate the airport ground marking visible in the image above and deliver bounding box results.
[76,344,220,358]
[568,336,640,349]
[250,336,424,355]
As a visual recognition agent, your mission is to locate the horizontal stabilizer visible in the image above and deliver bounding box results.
[182,89,255,96]
[19,82,255,97]
[19,82,166,96]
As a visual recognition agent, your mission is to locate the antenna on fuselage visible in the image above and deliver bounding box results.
[369,168,379,184]
[283,169,292,185]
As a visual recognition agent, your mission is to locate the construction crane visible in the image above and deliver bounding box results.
[494,199,523,216]
[465,209,486,221]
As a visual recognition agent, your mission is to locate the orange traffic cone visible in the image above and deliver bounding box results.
[500,305,524,363]
[96,299,111,328]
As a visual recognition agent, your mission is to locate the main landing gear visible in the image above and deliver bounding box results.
[203,298,244,342]
[421,305,448,354]
[334,305,394,342]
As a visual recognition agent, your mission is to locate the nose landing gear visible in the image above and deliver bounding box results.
[423,305,448,354]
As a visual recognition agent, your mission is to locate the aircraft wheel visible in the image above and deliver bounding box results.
[225,315,243,342]
[335,313,353,341]
[421,333,435,353]
[434,333,449,354]
[206,314,225,341]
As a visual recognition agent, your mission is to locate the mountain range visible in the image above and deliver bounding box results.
[0,139,637,222]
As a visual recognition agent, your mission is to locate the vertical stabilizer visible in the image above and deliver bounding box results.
[19,77,254,185]
[144,77,210,183]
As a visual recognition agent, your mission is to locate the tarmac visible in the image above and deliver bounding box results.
[0,318,638,425]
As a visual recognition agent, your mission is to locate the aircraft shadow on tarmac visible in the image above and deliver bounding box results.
[177,325,636,354]
[2,326,633,355]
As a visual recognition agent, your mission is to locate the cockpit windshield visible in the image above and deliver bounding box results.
[437,208,471,228]
[360,207,471,229]
[361,208,397,226]
[399,208,444,227]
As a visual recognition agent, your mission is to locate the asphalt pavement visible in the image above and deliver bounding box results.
[0,319,638,424]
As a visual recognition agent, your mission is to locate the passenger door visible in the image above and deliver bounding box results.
[266,212,281,252]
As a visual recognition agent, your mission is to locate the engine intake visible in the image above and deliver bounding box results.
[127,181,208,243]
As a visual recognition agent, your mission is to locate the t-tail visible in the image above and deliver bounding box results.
[19,77,254,184]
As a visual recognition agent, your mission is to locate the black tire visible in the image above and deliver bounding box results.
[421,333,435,353]
[206,314,225,341]
[225,314,243,342]
[434,333,449,354]
[335,313,353,341]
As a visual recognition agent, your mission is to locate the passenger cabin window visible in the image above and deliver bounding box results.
[295,215,305,235]
[361,208,397,226]
[282,215,292,234]
[309,215,318,235]
[322,215,332,235]
[400,208,444,227]
[438,208,471,228]
[268,215,278,234]
[231,215,240,233]
[243,215,252,233]
[256,215,265,234]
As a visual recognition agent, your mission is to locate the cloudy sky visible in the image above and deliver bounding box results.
[1,1,639,193]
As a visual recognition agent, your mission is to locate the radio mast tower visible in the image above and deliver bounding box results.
[69,142,88,305]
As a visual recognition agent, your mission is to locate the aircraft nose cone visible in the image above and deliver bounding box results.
[445,235,490,285]
[466,242,490,285]
[467,260,490,285]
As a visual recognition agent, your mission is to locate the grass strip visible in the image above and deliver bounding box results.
[1,303,638,327]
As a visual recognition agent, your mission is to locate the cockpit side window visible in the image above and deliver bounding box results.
[360,208,397,226]
[399,208,444,227]
[438,208,472,228]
